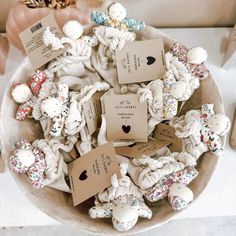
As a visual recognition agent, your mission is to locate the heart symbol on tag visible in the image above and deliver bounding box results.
[147,56,156,65]
[122,125,131,134]
[79,170,88,181]
[128,143,137,147]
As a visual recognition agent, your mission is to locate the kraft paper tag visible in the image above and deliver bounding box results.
[82,92,103,135]
[68,143,120,206]
[104,94,148,142]
[19,14,66,69]
[154,123,182,152]
[115,139,171,158]
[116,39,165,84]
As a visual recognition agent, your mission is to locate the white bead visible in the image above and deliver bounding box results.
[207,114,231,136]
[169,183,193,203]
[41,97,62,118]
[187,47,208,64]
[11,84,32,103]
[63,20,84,41]
[108,3,127,21]
[170,81,190,101]
[112,203,138,223]
[17,149,36,168]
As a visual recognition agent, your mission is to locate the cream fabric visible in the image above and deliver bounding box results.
[33,139,71,192]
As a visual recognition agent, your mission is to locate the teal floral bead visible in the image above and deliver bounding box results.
[90,3,145,32]
[91,11,107,25]
[125,18,145,32]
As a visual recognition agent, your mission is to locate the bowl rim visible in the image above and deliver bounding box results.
[0,25,226,235]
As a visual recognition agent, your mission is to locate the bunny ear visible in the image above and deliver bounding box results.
[125,18,145,32]
[29,70,48,96]
[172,42,188,63]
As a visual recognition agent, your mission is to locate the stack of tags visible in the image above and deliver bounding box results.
[8,1,231,232]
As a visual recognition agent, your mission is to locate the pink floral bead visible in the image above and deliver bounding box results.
[15,97,37,121]
[28,70,48,96]
[12,70,48,121]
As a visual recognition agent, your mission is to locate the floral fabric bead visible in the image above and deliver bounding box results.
[28,70,48,96]
[10,139,47,189]
[15,97,37,120]
[91,4,145,32]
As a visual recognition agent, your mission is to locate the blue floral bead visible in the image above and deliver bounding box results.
[125,18,145,32]
[91,11,107,25]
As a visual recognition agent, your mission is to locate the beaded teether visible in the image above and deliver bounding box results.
[91,2,145,32]
[11,70,48,120]
[10,139,46,189]
[171,104,231,156]
[89,163,152,231]
[172,42,209,80]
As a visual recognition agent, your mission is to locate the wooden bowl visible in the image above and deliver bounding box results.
[0,26,225,234]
